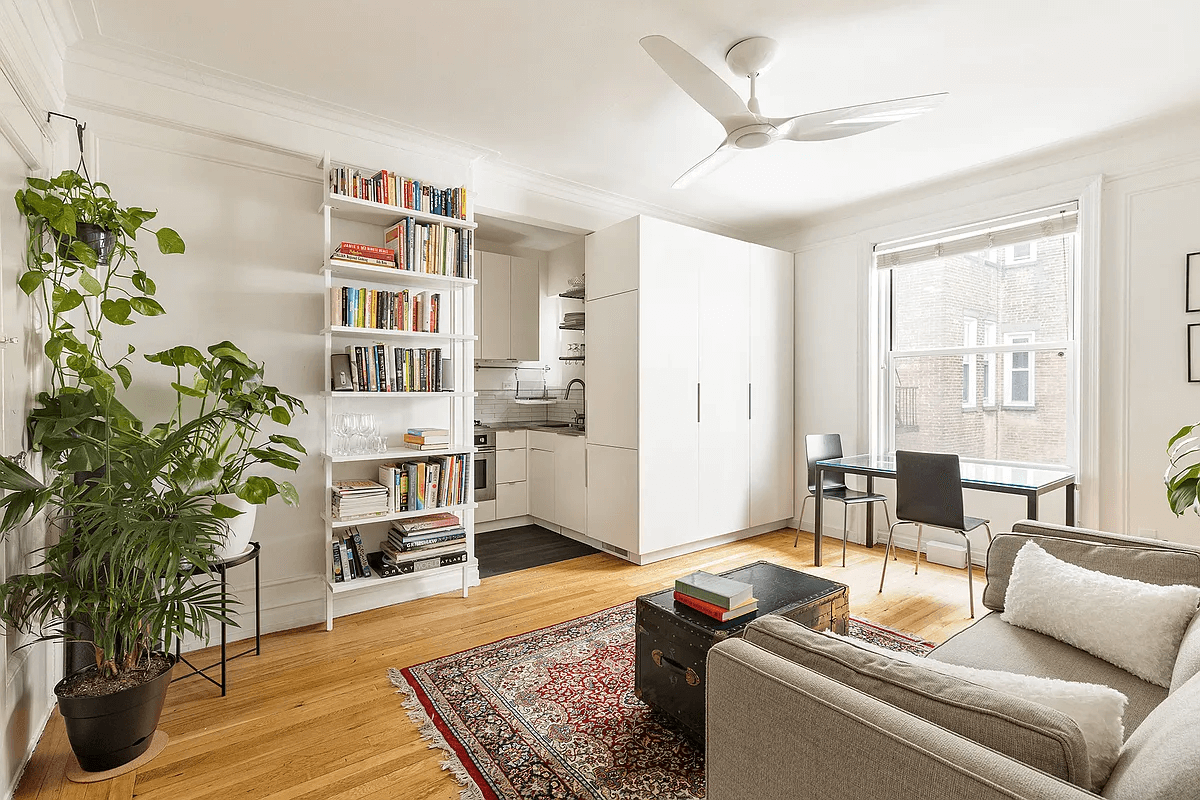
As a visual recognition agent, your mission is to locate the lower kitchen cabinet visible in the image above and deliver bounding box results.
[496,481,528,518]
[586,443,637,554]
[555,435,587,533]
[529,446,556,522]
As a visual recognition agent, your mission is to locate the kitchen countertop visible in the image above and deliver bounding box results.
[482,421,586,437]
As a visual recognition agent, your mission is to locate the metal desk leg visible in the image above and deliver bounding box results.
[1027,493,1039,521]
[865,475,876,549]
[814,468,825,567]
[1066,484,1076,526]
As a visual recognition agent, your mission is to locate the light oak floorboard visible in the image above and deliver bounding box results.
[16,528,984,800]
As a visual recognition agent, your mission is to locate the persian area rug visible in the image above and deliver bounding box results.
[390,602,934,800]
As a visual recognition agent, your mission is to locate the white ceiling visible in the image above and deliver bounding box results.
[69,0,1200,237]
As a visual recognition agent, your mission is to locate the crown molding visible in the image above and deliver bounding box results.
[0,0,72,119]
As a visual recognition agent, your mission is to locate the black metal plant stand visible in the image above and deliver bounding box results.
[173,541,262,697]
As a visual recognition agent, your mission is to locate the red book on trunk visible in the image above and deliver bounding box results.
[672,591,758,622]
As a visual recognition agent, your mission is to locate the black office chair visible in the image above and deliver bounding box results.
[794,433,893,567]
[879,450,993,618]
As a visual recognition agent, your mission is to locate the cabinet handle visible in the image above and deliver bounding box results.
[748,383,752,420]
[697,383,701,423]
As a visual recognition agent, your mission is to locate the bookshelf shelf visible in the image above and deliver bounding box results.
[321,150,477,630]
[558,323,585,331]
[324,326,475,342]
[328,559,478,595]
[324,192,478,230]
[559,356,585,362]
[323,263,477,289]
[323,503,476,530]
[321,390,476,399]
[322,447,474,463]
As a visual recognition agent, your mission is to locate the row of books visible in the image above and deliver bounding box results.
[331,479,390,520]
[331,527,373,582]
[674,570,758,623]
[331,286,440,333]
[378,454,470,513]
[342,344,445,393]
[385,220,473,278]
[329,166,468,220]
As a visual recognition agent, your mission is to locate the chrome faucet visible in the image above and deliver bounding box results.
[565,378,585,400]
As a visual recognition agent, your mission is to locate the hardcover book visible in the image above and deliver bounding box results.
[672,591,758,622]
[674,571,754,610]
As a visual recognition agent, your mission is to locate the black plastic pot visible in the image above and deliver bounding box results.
[54,654,175,773]
[56,222,115,267]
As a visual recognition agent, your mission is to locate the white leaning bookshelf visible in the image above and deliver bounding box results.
[319,152,479,630]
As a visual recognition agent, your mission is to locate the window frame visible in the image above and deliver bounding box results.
[962,316,978,409]
[981,321,997,408]
[1003,331,1036,407]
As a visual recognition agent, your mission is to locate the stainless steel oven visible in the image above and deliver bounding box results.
[474,427,496,502]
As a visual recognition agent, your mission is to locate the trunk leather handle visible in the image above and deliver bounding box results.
[651,649,701,686]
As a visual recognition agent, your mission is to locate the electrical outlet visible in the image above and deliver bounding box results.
[1138,528,1158,540]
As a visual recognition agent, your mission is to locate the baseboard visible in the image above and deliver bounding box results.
[797,523,985,567]
[332,565,481,619]
[476,515,534,533]
[629,520,795,566]
[6,700,56,800]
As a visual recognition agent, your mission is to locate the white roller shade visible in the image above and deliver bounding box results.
[874,202,1078,268]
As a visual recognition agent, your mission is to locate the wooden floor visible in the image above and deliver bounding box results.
[15,528,985,800]
[475,524,601,578]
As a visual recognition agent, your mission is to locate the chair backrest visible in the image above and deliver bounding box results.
[805,434,847,493]
[895,450,966,530]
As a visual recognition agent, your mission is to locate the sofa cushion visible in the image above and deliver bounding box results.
[931,613,1167,734]
[1102,671,1200,799]
[1000,540,1200,688]
[743,615,1092,787]
[1171,609,1200,693]
[984,533,1200,613]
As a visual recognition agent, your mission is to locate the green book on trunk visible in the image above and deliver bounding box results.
[674,571,753,610]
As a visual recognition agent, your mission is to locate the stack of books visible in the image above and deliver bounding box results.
[331,286,440,332]
[673,571,758,622]
[383,513,466,562]
[330,527,373,583]
[330,479,390,521]
[377,454,469,512]
[330,241,396,269]
[403,427,449,451]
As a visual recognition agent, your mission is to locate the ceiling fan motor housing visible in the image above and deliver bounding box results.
[731,123,777,149]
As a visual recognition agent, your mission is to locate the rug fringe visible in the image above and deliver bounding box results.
[389,668,486,800]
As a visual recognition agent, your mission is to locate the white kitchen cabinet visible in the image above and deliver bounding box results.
[749,245,795,526]
[585,290,637,450]
[528,445,555,522]
[554,435,587,534]
[497,447,527,483]
[476,499,497,523]
[477,251,539,361]
[496,481,528,518]
[497,430,527,450]
[583,215,794,561]
[586,443,638,553]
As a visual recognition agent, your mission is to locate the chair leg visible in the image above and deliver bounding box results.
[983,521,993,545]
[963,531,975,619]
[794,495,813,548]
[841,503,849,567]
[914,524,924,574]
[879,522,906,593]
[881,501,896,559]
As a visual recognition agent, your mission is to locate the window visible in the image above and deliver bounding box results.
[874,203,1077,467]
[962,317,977,408]
[1007,242,1037,264]
[1004,332,1035,406]
[981,322,997,407]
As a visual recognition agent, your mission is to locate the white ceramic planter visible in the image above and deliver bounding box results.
[212,493,257,561]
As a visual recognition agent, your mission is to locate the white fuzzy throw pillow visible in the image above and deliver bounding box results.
[1002,540,1200,689]
[834,631,1126,791]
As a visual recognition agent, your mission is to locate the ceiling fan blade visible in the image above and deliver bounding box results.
[672,143,739,189]
[640,35,757,135]
[774,92,947,142]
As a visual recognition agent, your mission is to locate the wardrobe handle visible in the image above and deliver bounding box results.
[748,383,752,420]
[696,383,701,423]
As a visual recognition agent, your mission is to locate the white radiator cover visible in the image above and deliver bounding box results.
[925,540,969,569]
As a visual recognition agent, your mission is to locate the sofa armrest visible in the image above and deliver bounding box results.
[706,639,1092,800]
[1010,520,1200,553]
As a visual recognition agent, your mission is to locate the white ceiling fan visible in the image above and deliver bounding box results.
[640,35,948,188]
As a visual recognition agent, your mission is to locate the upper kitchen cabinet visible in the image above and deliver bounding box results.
[477,250,539,361]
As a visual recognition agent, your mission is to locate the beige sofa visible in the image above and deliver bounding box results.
[706,521,1200,799]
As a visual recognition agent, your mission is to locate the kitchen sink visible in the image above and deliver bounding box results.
[535,421,575,428]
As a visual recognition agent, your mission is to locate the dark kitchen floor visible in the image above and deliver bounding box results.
[475,524,602,578]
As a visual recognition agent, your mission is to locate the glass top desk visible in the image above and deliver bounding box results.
[811,453,1077,567]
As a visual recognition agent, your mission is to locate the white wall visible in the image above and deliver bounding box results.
[785,108,1200,556]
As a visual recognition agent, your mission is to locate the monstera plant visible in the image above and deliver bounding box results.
[0,169,305,773]
[1167,423,1200,516]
